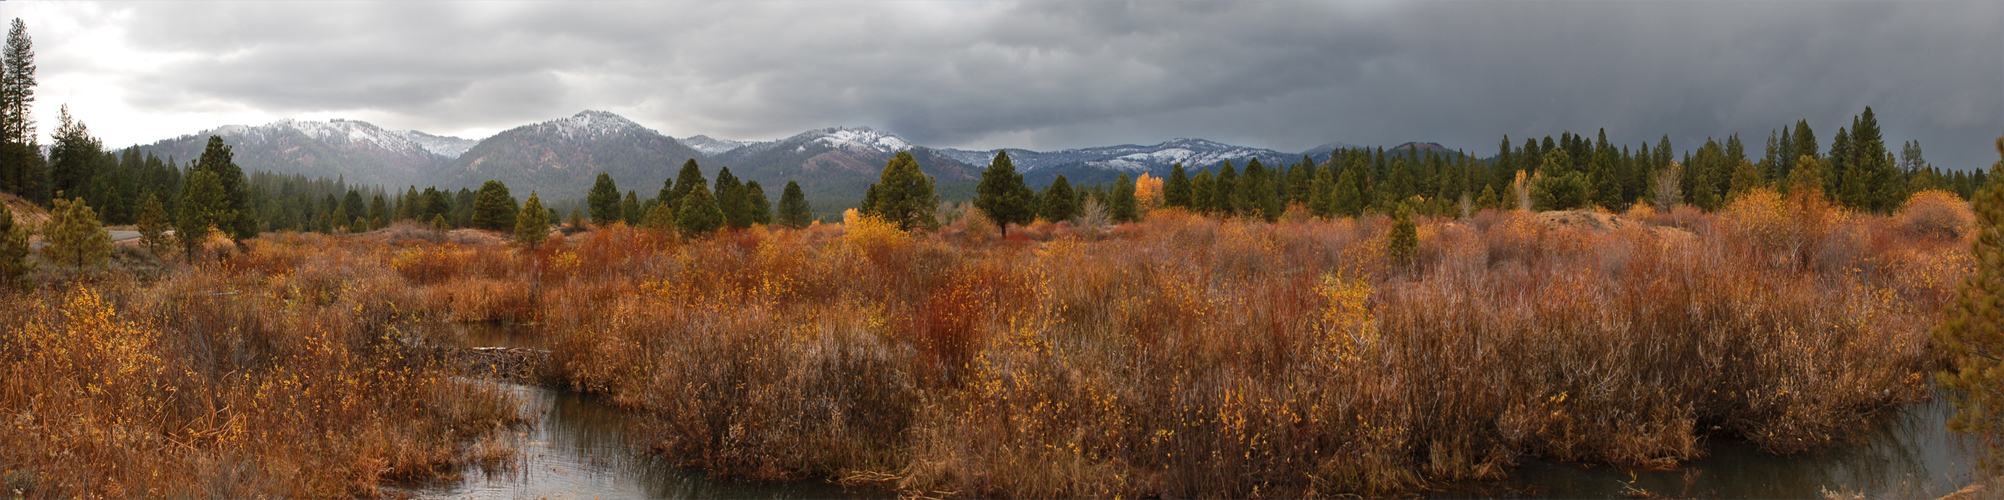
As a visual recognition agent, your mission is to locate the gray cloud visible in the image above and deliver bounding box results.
[25,0,2004,168]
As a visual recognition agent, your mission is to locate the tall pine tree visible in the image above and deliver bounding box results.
[586,172,621,226]
[973,150,1036,236]
[777,180,812,228]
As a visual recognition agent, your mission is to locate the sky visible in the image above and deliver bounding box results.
[6,1,2003,169]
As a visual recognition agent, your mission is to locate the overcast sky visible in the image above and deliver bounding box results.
[9,1,2002,168]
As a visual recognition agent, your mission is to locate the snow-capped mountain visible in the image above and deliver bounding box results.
[943,138,1298,186]
[394,130,479,158]
[677,135,750,157]
[433,110,707,198]
[709,126,981,215]
[136,118,471,188]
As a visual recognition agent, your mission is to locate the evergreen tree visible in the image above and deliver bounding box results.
[135,193,171,257]
[1190,171,1215,214]
[1532,149,1589,211]
[643,202,676,236]
[1793,120,1818,162]
[973,150,1036,236]
[744,181,772,226]
[1237,158,1280,221]
[176,170,231,260]
[47,105,99,202]
[1214,161,1239,215]
[1728,159,1764,199]
[341,189,365,222]
[1590,149,1622,209]
[1934,137,2004,438]
[660,159,706,212]
[622,190,642,226]
[1388,205,1417,271]
[675,182,725,237]
[0,19,35,200]
[860,151,939,231]
[586,172,621,226]
[367,194,388,229]
[1830,127,1860,208]
[1164,162,1192,208]
[191,136,254,239]
[1042,175,1078,222]
[44,197,108,269]
[714,167,748,228]
[396,186,419,221]
[1110,173,1139,223]
[515,192,548,246]
[777,180,813,229]
[1333,164,1365,217]
[567,206,583,229]
[469,180,518,231]
[0,199,30,285]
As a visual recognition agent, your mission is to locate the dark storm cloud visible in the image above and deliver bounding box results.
[67,1,2004,168]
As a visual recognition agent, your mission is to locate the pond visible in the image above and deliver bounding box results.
[415,322,1994,499]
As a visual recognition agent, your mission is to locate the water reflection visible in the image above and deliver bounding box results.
[416,321,1992,499]
[422,382,880,500]
[1454,394,1987,499]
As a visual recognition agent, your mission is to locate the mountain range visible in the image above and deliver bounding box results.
[133,110,1458,216]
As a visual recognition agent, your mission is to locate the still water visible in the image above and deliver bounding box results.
[417,322,1993,499]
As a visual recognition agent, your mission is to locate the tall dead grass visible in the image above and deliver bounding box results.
[4,201,1958,498]
[0,232,523,499]
[512,208,1954,497]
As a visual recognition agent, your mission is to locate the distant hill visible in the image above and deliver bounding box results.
[709,127,980,215]
[129,111,1474,216]
[433,111,708,199]
[940,139,1299,188]
[134,118,472,189]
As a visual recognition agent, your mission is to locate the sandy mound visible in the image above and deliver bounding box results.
[1536,210,1631,231]
[3,192,47,229]
[1536,209,1695,243]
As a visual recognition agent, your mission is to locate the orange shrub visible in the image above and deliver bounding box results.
[1898,189,1974,239]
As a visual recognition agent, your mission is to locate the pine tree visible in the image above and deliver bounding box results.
[587,172,621,226]
[367,194,388,230]
[1190,171,1215,214]
[860,151,939,231]
[1041,175,1078,222]
[1388,205,1417,271]
[44,197,108,269]
[675,182,725,237]
[567,206,582,229]
[974,150,1036,237]
[48,105,99,202]
[777,180,813,228]
[744,181,772,226]
[1728,159,1764,199]
[643,202,677,237]
[515,192,548,246]
[621,190,642,226]
[1333,163,1365,217]
[712,168,747,229]
[190,136,254,239]
[469,180,517,231]
[0,18,35,199]
[1214,161,1239,215]
[176,170,231,260]
[135,193,171,257]
[1164,162,1192,208]
[1110,173,1138,223]
[660,159,706,212]
[1532,149,1589,211]
[1934,137,2004,438]
[0,200,31,285]
[1238,158,1280,221]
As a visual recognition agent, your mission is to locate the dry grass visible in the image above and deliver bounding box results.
[513,208,1952,497]
[0,232,524,499]
[0,200,1965,498]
